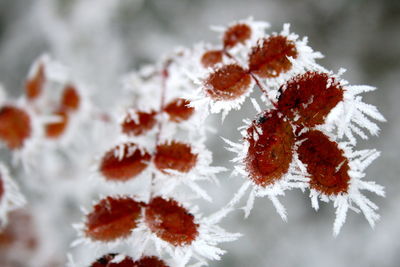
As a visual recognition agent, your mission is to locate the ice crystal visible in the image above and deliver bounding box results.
[0,163,25,226]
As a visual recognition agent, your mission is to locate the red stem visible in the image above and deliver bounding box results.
[150,61,170,199]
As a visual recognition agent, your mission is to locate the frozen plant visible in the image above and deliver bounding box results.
[0,18,385,267]
[70,52,239,267]
[191,19,385,236]
[0,54,110,267]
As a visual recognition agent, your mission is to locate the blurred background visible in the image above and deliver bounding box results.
[0,0,399,266]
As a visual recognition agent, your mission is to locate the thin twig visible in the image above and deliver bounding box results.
[150,60,170,199]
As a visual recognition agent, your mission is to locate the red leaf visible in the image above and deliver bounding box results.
[91,254,135,267]
[245,110,294,187]
[298,130,350,195]
[100,143,151,181]
[61,84,80,111]
[204,64,251,101]
[154,141,197,173]
[249,35,297,78]
[91,255,169,267]
[45,110,69,139]
[134,256,169,267]
[25,64,45,101]
[85,197,142,242]
[0,106,31,150]
[145,197,198,246]
[121,110,157,136]
[277,72,344,127]
[223,23,252,49]
[201,50,223,68]
[164,98,194,123]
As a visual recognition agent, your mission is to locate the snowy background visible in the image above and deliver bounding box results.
[0,0,399,266]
